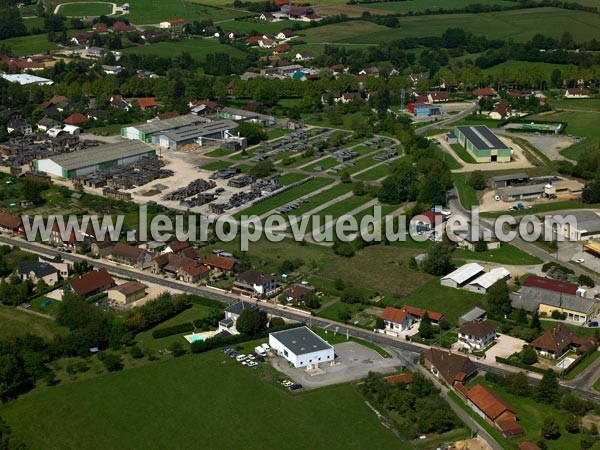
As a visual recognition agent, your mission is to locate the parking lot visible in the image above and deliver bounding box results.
[484,334,526,362]
[271,342,399,388]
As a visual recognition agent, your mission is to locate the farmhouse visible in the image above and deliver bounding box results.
[269,326,334,368]
[199,254,236,276]
[0,212,24,235]
[427,92,449,103]
[423,348,477,386]
[454,125,511,163]
[457,320,497,351]
[34,140,156,178]
[467,267,511,294]
[530,323,594,359]
[107,281,146,305]
[565,88,589,98]
[462,384,524,438]
[441,263,485,289]
[68,268,115,297]
[159,19,184,29]
[17,261,59,285]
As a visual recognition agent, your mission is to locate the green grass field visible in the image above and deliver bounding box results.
[220,19,301,34]
[354,163,393,181]
[484,60,570,79]
[1,33,58,55]
[452,173,479,208]
[453,243,542,265]
[199,160,234,171]
[398,281,487,326]
[0,351,405,450]
[277,173,306,185]
[300,20,390,43]
[450,144,477,164]
[364,0,514,13]
[235,177,334,218]
[122,37,248,61]
[284,183,354,217]
[551,98,600,112]
[58,2,114,16]
[341,8,600,43]
[0,306,67,340]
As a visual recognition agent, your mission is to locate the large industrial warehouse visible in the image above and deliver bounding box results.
[34,141,156,178]
[454,125,511,163]
[120,114,203,143]
[158,120,239,149]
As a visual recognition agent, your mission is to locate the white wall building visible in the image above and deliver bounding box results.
[269,326,334,368]
[441,263,485,289]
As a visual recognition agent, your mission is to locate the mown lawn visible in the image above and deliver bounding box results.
[397,280,487,326]
[452,173,479,208]
[284,182,353,217]
[453,243,542,265]
[235,177,334,218]
[199,160,233,171]
[355,163,392,181]
[0,306,67,340]
[450,143,477,164]
[122,37,247,62]
[58,2,113,16]
[1,33,57,55]
[0,351,405,450]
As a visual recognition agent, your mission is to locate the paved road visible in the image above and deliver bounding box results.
[4,234,600,404]
[414,101,479,136]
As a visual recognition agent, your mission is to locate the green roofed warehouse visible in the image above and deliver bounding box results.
[454,125,511,163]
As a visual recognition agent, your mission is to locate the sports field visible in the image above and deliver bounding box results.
[333,8,600,43]
[122,37,248,61]
[0,351,405,450]
[57,2,113,16]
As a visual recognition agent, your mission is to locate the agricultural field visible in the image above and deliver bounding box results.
[0,351,404,450]
[57,2,114,16]
[484,60,571,79]
[549,98,600,112]
[219,19,302,34]
[299,21,391,43]
[364,0,515,14]
[453,243,543,265]
[122,37,248,61]
[340,8,600,43]
[0,306,67,340]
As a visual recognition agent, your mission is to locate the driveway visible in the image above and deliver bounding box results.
[270,341,399,388]
[484,334,526,362]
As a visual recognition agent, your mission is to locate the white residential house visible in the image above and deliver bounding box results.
[457,320,498,351]
[232,270,277,297]
[565,88,589,98]
[218,300,258,333]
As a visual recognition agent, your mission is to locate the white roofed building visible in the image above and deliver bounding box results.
[441,263,485,289]
[467,268,511,294]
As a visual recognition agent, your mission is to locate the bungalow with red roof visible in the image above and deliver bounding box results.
[63,113,89,126]
[276,29,294,40]
[424,347,477,386]
[92,23,109,34]
[472,87,497,99]
[0,212,24,235]
[489,102,512,120]
[245,35,262,46]
[199,254,236,276]
[565,88,589,98]
[68,268,116,298]
[530,323,594,359]
[282,284,315,303]
[427,92,449,103]
[112,21,135,32]
[133,97,157,110]
[273,44,292,54]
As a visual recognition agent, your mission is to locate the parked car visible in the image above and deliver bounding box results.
[236,354,247,362]
[261,343,271,353]
[255,355,265,362]
[289,384,302,390]
[576,258,585,263]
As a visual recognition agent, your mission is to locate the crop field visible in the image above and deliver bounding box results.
[484,60,569,78]
[340,8,600,43]
[235,177,334,217]
[300,21,390,43]
[219,19,301,34]
[314,4,391,17]
[0,351,404,450]
[57,2,114,16]
[364,0,514,13]
[122,37,248,61]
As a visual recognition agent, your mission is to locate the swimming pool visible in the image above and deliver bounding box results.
[184,334,205,343]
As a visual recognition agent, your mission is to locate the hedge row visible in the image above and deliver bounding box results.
[495,356,547,374]
[152,322,194,339]
[191,323,303,354]
[189,295,226,310]
[563,349,595,376]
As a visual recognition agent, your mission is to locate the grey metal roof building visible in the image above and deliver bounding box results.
[490,173,529,188]
[34,141,155,178]
[459,307,487,325]
[454,125,511,162]
[121,114,204,142]
[270,326,333,355]
[160,120,238,149]
[511,286,598,321]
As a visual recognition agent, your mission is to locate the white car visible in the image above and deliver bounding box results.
[236,354,247,362]
[247,355,255,361]
[576,258,585,264]
[261,343,270,353]
[247,361,258,367]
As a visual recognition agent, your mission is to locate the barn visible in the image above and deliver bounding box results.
[454,125,511,163]
[269,326,334,369]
